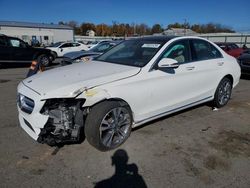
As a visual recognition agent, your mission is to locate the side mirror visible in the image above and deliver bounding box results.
[60,48,63,52]
[158,58,179,68]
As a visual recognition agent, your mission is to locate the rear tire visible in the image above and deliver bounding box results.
[213,77,232,108]
[85,101,132,151]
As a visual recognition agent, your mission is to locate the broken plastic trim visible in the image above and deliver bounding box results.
[38,98,86,146]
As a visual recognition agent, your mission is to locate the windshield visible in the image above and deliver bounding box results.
[49,42,63,47]
[91,42,114,53]
[96,40,164,67]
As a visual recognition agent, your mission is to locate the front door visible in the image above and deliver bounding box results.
[8,38,33,63]
[0,36,11,63]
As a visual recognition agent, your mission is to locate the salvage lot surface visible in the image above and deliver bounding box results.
[0,67,250,188]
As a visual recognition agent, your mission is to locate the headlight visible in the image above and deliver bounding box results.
[73,56,92,63]
[17,93,35,114]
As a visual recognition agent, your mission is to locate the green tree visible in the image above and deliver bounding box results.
[151,24,163,34]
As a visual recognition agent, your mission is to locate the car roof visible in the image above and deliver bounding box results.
[0,34,21,40]
[130,36,177,42]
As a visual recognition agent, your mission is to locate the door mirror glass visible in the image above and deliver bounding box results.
[158,58,179,68]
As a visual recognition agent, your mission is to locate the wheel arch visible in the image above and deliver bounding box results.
[85,97,135,122]
[214,74,234,96]
[224,74,234,85]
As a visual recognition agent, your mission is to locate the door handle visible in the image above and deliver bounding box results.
[217,62,224,66]
[186,66,195,70]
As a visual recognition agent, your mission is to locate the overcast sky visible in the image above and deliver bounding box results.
[0,0,249,32]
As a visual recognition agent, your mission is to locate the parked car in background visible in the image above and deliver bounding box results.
[238,53,250,74]
[216,42,244,58]
[86,40,110,49]
[0,34,54,66]
[17,36,240,151]
[62,40,122,65]
[46,42,88,57]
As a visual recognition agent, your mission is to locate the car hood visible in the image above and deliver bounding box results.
[64,50,100,60]
[46,47,58,51]
[22,61,141,99]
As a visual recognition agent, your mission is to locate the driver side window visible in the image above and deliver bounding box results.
[160,40,190,63]
[61,43,71,48]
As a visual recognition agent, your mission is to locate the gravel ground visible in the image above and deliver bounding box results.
[0,66,250,188]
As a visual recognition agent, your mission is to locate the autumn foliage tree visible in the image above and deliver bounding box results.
[58,21,235,36]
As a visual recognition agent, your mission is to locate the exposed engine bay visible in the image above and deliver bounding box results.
[38,99,86,146]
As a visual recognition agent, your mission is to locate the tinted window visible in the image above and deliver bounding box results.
[92,43,113,52]
[49,42,63,47]
[191,39,222,61]
[228,43,239,49]
[61,43,72,48]
[0,36,7,46]
[9,39,27,48]
[210,44,223,58]
[160,40,190,63]
[73,43,80,47]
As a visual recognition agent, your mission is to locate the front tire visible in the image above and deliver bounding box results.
[213,77,232,108]
[37,54,50,67]
[85,101,132,151]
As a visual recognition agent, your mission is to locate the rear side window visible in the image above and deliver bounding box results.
[0,36,7,46]
[191,39,222,61]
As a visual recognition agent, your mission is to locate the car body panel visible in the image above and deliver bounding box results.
[22,61,141,99]
[17,36,241,142]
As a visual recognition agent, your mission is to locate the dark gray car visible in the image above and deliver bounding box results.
[61,40,122,65]
[238,51,250,74]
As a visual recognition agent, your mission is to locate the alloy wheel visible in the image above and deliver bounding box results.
[218,80,231,106]
[99,107,131,148]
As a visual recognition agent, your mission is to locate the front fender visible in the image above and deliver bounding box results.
[76,88,111,107]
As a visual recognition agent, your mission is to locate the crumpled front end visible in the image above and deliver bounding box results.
[17,82,86,146]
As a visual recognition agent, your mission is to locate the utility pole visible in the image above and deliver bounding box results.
[101,23,104,37]
[184,19,187,36]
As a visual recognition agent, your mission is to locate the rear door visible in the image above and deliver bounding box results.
[188,39,224,98]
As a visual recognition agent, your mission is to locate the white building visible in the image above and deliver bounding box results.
[86,30,95,37]
[0,21,74,45]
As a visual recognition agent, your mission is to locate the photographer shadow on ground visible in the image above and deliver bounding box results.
[94,149,147,188]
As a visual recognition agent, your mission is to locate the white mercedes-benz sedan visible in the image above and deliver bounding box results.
[17,36,241,151]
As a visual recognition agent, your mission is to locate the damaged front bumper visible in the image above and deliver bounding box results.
[17,82,86,146]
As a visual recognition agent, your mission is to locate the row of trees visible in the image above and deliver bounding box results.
[58,21,235,36]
